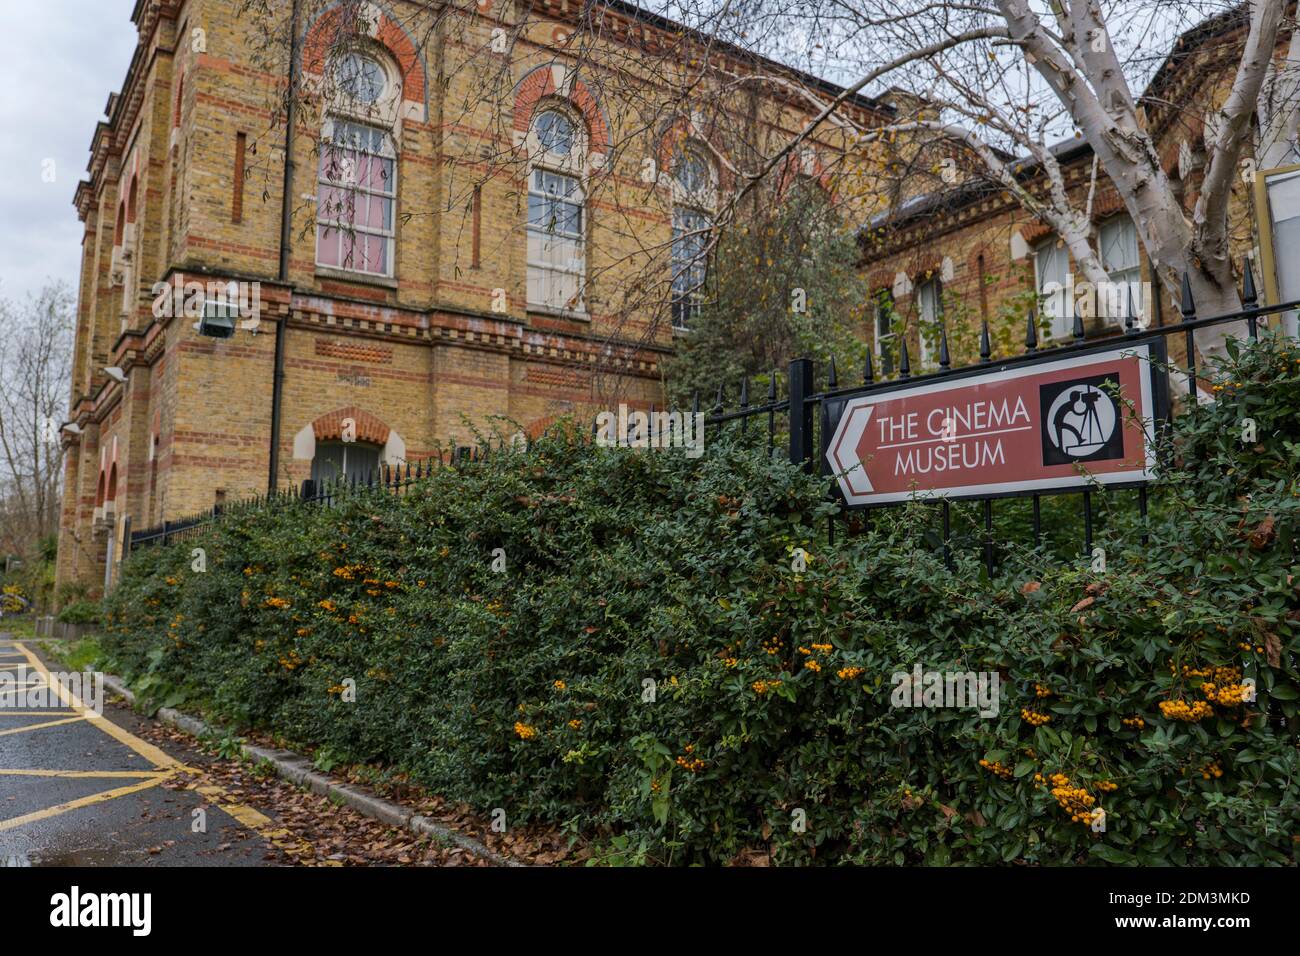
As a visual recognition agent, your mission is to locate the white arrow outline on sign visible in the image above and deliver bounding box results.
[827,403,873,495]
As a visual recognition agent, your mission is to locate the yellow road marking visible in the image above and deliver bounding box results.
[0,710,78,716]
[0,769,168,779]
[5,643,329,863]
[184,781,334,864]
[0,716,85,737]
[0,775,172,832]
[12,642,185,771]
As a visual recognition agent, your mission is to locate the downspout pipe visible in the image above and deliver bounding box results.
[269,0,301,494]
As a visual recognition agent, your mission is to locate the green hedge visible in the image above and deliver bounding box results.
[103,337,1300,865]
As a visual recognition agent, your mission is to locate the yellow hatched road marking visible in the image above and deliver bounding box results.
[0,775,173,832]
[0,769,168,779]
[4,642,328,862]
[12,642,186,771]
[0,716,86,737]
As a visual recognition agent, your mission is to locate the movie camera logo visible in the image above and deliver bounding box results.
[1040,374,1123,467]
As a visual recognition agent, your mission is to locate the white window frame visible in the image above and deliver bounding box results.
[526,106,588,315]
[872,289,898,375]
[669,144,717,331]
[1034,238,1072,339]
[1097,215,1142,326]
[316,119,398,278]
[915,278,941,368]
[315,50,402,279]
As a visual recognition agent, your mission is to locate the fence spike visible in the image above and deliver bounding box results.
[1072,303,1085,342]
[692,391,700,416]
[1125,284,1138,335]
[1241,257,1258,309]
[714,383,725,413]
[1025,310,1038,353]
[979,320,991,363]
[1180,271,1197,320]
[899,338,911,379]
[767,372,776,401]
[863,351,874,385]
[827,355,838,389]
[739,378,750,408]
[938,325,951,371]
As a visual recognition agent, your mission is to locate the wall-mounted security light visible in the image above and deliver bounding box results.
[195,297,238,339]
[102,366,127,384]
[61,423,83,435]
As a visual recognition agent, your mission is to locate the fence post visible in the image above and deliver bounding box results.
[161,519,171,547]
[301,478,316,502]
[788,357,814,471]
[121,514,131,563]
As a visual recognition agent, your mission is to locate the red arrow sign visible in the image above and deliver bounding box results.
[826,344,1160,505]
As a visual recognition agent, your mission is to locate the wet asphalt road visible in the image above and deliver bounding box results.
[0,636,288,867]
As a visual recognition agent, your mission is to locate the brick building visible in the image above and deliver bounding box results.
[55,0,889,598]
[858,8,1289,377]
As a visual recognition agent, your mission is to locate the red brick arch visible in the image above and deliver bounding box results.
[654,116,734,192]
[513,65,610,154]
[301,2,427,109]
[312,406,390,445]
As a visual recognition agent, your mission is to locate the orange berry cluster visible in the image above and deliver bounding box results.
[1021,708,1052,726]
[1159,699,1215,721]
[1201,681,1251,706]
[1121,715,1145,729]
[752,679,782,695]
[513,721,537,740]
[979,758,1013,779]
[760,636,783,656]
[1034,683,1053,698]
[675,744,705,773]
[804,659,822,672]
[1201,761,1224,780]
[1045,773,1102,826]
[836,666,864,680]
[1237,642,1266,654]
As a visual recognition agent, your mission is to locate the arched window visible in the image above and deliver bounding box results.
[316,51,400,277]
[527,107,586,314]
[670,145,716,331]
[311,440,381,484]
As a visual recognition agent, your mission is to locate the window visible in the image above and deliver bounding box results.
[311,441,381,484]
[1098,215,1141,324]
[872,289,898,375]
[316,120,396,276]
[534,110,575,156]
[669,147,714,330]
[336,53,386,106]
[1035,238,1071,339]
[527,109,586,313]
[671,207,709,330]
[915,278,942,368]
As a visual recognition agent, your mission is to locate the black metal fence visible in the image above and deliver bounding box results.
[697,260,1295,572]
[128,261,1293,574]
[126,445,494,555]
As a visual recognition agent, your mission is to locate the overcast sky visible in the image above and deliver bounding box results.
[0,1,138,307]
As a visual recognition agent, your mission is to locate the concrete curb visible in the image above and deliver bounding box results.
[100,673,522,867]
